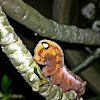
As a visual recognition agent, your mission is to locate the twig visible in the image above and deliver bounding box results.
[72,48,100,74]
[8,94,25,99]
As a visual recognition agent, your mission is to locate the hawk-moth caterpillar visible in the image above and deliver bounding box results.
[34,39,86,99]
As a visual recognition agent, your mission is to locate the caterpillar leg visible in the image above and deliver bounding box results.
[60,80,73,92]
[50,71,64,85]
[42,65,61,76]
[77,86,85,100]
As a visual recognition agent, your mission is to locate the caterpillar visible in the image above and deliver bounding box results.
[34,39,86,100]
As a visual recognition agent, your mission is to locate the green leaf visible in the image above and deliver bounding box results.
[0,92,10,100]
[0,91,4,97]
[1,74,12,94]
[1,96,10,100]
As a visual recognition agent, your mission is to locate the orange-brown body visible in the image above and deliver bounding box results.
[34,39,86,99]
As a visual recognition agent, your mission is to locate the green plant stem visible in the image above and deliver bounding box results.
[0,6,78,100]
[72,48,100,74]
[0,0,100,45]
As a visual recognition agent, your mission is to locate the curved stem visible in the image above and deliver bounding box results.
[0,0,100,45]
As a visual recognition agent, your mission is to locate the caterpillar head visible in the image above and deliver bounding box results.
[34,39,63,65]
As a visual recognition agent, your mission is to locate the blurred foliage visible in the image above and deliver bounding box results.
[88,96,100,100]
[1,74,12,94]
[0,74,11,100]
[0,75,24,100]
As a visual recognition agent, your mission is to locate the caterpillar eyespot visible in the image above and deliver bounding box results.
[34,39,86,99]
[42,42,49,49]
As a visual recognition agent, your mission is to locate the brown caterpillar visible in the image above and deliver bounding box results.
[34,39,86,100]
